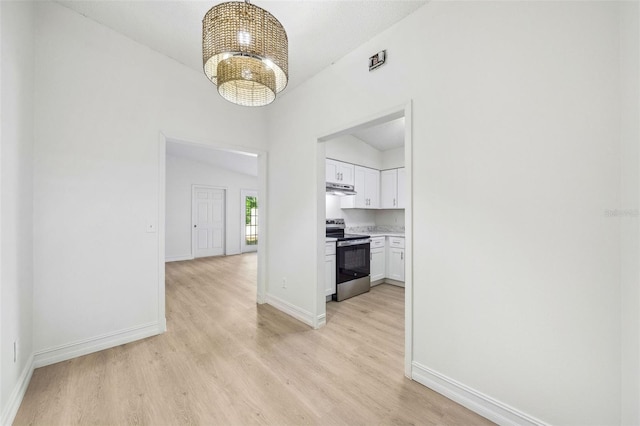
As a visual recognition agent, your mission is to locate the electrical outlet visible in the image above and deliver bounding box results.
[282,277,287,288]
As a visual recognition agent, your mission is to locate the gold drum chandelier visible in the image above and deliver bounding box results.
[202,0,288,107]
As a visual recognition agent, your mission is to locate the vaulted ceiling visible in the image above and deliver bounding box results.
[57,0,427,92]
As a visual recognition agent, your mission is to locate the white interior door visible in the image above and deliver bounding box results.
[241,189,258,253]
[192,186,225,258]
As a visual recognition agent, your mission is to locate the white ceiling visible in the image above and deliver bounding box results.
[55,0,427,92]
[352,117,404,151]
[166,140,258,176]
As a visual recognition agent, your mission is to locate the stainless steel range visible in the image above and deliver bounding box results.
[326,219,371,301]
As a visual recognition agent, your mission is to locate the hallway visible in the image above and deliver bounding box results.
[15,254,491,425]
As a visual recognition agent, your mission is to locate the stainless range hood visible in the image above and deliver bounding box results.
[326,182,357,196]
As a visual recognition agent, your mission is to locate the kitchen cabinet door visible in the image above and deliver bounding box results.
[341,166,379,209]
[353,166,368,208]
[387,247,405,282]
[326,159,354,185]
[397,167,406,209]
[380,169,398,209]
[370,247,385,283]
[325,254,336,296]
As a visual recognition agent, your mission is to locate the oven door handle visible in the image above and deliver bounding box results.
[337,239,371,247]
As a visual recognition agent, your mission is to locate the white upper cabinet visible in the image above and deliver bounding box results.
[364,168,380,209]
[381,168,405,209]
[326,159,354,186]
[380,169,398,208]
[397,167,406,209]
[341,166,379,209]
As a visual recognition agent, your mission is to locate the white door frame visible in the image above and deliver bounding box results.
[240,189,258,253]
[316,101,414,378]
[191,185,226,258]
[157,135,269,334]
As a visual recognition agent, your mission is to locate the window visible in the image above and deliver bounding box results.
[245,196,258,245]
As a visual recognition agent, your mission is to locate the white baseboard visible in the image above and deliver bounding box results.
[265,293,314,328]
[34,321,164,368]
[316,313,326,329]
[165,254,193,262]
[384,278,405,288]
[0,354,34,426]
[412,362,548,426]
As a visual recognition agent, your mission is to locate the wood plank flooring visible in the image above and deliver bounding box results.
[14,253,493,425]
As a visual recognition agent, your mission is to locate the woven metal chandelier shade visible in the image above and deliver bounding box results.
[202,1,288,107]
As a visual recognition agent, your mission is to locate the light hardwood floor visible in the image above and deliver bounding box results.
[14,254,493,425]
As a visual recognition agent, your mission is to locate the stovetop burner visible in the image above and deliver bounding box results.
[326,219,369,240]
[340,233,370,241]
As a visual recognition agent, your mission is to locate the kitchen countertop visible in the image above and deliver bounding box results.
[325,234,404,242]
[367,232,405,238]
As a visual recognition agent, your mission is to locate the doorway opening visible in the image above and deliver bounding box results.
[316,103,413,377]
[157,135,268,330]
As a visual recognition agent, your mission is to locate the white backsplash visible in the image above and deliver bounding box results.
[326,194,405,233]
[346,224,405,233]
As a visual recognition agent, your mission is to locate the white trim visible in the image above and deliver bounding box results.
[256,152,268,305]
[165,254,194,262]
[0,354,34,426]
[157,133,167,332]
[33,321,163,368]
[316,313,326,328]
[265,294,315,328]
[384,278,405,288]
[403,101,413,378]
[411,362,548,426]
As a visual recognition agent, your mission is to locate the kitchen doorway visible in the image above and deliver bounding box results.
[316,102,413,377]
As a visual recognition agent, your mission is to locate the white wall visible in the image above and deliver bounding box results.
[620,2,640,424]
[325,134,382,169]
[166,154,258,260]
[32,2,267,364]
[266,1,635,424]
[325,194,376,226]
[381,147,404,169]
[0,1,35,423]
[374,210,404,228]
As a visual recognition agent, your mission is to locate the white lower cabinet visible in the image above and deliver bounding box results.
[386,248,405,282]
[325,242,336,296]
[385,236,405,283]
[370,236,386,283]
